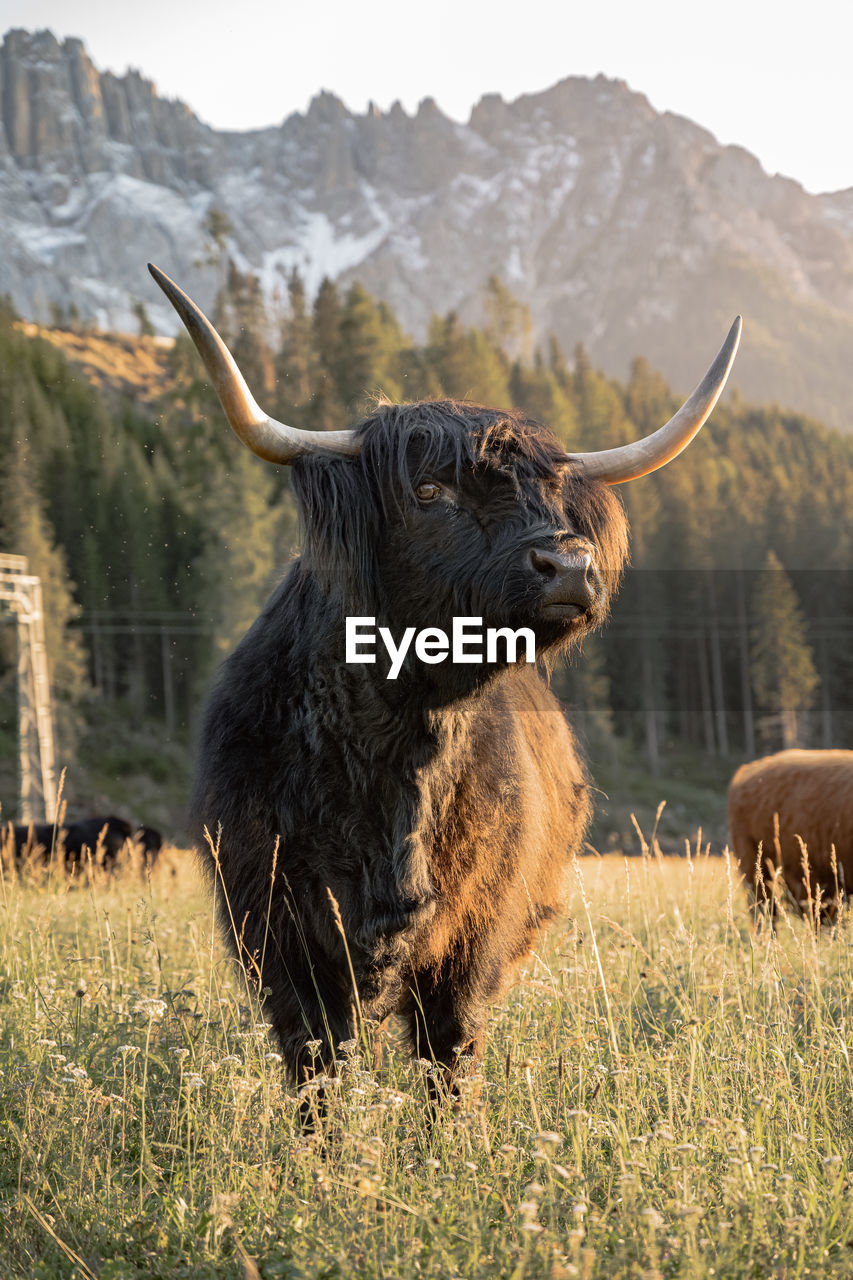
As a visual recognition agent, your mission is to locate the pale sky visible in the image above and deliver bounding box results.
[0,0,849,195]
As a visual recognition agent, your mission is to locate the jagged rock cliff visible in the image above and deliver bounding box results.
[3,27,853,427]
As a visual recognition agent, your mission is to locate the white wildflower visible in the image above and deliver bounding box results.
[133,998,166,1020]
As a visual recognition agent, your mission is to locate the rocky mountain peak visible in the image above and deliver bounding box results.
[0,27,210,181]
[2,27,853,428]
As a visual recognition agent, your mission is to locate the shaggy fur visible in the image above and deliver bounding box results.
[191,400,629,1085]
[729,750,853,914]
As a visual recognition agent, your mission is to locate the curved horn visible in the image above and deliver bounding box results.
[148,263,361,464]
[569,316,742,484]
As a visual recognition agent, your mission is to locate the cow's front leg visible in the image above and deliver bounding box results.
[405,957,487,1114]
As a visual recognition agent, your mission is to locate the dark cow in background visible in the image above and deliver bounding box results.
[136,825,164,865]
[151,262,740,1095]
[11,822,56,860]
[10,815,164,872]
[729,749,853,917]
[63,815,134,868]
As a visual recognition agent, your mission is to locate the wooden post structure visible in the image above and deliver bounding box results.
[0,554,57,822]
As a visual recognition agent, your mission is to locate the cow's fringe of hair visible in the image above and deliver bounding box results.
[356,398,574,503]
[291,399,630,597]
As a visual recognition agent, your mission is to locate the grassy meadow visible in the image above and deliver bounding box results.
[1,832,853,1279]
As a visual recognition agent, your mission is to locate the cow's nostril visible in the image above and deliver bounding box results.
[528,548,560,579]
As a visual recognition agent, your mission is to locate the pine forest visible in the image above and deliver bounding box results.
[1,260,850,841]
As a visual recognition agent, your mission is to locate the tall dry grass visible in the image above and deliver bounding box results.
[1,827,852,1279]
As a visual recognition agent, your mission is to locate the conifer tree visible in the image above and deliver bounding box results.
[194,446,284,662]
[132,300,155,338]
[750,550,819,749]
[336,282,403,411]
[310,278,347,428]
[484,275,533,364]
[276,270,314,424]
[196,205,233,318]
[509,353,578,445]
[572,344,632,452]
[224,263,274,398]
[426,313,511,404]
[625,355,676,437]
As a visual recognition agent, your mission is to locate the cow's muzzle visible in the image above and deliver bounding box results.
[527,546,597,618]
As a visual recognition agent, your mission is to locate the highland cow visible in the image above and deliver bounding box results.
[10,821,56,861]
[729,749,853,916]
[10,815,163,873]
[62,816,134,868]
[150,262,740,1092]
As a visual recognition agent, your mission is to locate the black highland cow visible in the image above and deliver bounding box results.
[63,815,134,867]
[151,263,740,1094]
[10,815,163,872]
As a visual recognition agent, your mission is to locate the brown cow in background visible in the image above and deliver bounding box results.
[728,749,853,916]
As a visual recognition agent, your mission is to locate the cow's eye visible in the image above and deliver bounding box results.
[415,481,442,502]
